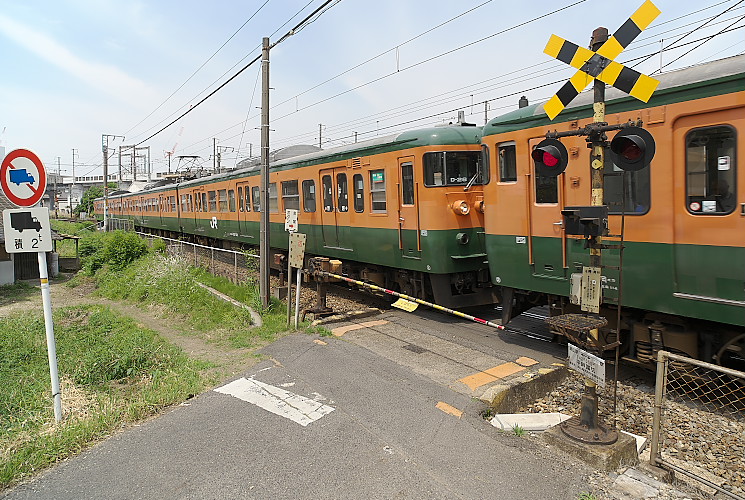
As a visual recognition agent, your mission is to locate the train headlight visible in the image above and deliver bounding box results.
[451,200,470,216]
[474,200,485,213]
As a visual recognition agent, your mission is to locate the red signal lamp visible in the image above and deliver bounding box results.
[609,127,655,171]
[532,138,569,177]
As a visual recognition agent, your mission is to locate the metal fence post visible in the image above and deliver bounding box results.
[234,253,238,284]
[650,350,667,465]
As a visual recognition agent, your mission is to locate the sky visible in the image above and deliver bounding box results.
[0,0,743,180]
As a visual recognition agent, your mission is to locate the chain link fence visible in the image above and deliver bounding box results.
[650,350,745,499]
[135,232,259,285]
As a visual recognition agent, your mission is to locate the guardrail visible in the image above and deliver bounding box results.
[134,231,258,285]
[650,350,745,499]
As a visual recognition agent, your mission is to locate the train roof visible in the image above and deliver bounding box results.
[113,123,484,195]
[485,54,745,134]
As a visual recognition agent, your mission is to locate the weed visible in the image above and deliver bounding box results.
[577,493,598,500]
[512,423,525,437]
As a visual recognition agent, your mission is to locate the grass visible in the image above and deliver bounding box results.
[0,305,211,488]
[50,219,97,258]
[92,253,288,348]
[0,283,37,307]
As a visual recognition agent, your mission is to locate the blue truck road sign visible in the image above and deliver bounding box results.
[9,169,35,185]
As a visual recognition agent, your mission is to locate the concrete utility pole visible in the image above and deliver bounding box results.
[71,149,77,213]
[260,36,271,308]
[213,138,217,173]
[102,134,124,231]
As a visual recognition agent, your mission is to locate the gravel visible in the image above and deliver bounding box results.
[522,370,745,497]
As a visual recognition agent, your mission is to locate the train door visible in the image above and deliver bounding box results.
[320,167,352,249]
[398,156,421,259]
[236,181,251,238]
[527,137,567,280]
[672,112,745,305]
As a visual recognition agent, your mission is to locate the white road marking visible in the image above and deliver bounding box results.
[214,377,335,426]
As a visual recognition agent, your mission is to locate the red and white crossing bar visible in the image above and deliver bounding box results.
[314,270,505,330]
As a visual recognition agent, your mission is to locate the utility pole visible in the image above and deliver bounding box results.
[213,138,217,173]
[71,149,78,213]
[102,134,124,231]
[260,36,271,308]
[166,151,172,174]
[217,145,235,173]
[319,124,323,149]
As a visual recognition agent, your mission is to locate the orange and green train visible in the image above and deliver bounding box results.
[482,54,744,368]
[98,123,497,309]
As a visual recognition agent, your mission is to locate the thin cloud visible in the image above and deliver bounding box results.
[0,13,154,100]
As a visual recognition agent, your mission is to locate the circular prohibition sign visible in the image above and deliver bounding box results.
[1,148,47,207]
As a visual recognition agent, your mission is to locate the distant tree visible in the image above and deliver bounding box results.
[75,183,117,215]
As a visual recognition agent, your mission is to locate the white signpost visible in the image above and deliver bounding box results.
[1,149,62,423]
[567,343,606,388]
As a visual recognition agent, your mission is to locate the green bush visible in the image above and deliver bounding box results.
[80,231,149,275]
[150,238,167,254]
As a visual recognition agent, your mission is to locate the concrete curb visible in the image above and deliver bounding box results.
[310,308,382,326]
[480,363,568,413]
[195,282,263,327]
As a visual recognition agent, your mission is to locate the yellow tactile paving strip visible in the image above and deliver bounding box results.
[457,357,538,391]
[330,320,390,337]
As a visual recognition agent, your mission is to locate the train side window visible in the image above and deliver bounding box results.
[202,192,208,212]
[604,150,650,214]
[244,187,251,212]
[228,190,236,212]
[188,194,193,212]
[170,196,177,212]
[302,180,316,212]
[252,186,260,211]
[498,142,517,182]
[337,173,349,212]
[401,163,414,205]
[269,183,278,213]
[322,175,334,212]
[238,187,244,211]
[370,169,387,213]
[282,180,300,210]
[353,174,364,212]
[218,189,228,212]
[685,125,737,215]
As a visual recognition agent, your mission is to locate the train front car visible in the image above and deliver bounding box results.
[270,123,496,309]
[481,55,745,369]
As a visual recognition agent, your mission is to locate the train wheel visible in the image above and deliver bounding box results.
[715,333,745,371]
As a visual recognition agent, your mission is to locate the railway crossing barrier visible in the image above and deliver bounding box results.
[650,350,745,499]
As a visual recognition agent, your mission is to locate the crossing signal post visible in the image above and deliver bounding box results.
[538,1,660,446]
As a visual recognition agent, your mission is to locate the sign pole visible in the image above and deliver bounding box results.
[37,251,62,422]
[294,267,302,328]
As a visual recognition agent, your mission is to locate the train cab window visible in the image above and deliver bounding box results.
[218,189,228,212]
[238,187,244,211]
[604,150,650,214]
[269,183,278,213]
[228,190,236,212]
[353,174,364,212]
[498,142,517,182]
[282,180,300,210]
[423,151,485,187]
[401,163,414,205]
[370,169,387,213]
[302,180,316,212]
[252,186,261,211]
[322,175,334,212]
[685,126,736,215]
[337,174,349,212]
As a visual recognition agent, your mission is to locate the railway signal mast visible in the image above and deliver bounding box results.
[536,1,660,446]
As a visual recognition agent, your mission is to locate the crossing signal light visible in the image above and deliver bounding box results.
[609,127,655,171]
[532,138,568,177]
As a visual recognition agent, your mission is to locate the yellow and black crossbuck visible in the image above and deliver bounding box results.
[542,0,661,120]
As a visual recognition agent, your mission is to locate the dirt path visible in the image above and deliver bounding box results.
[0,276,260,382]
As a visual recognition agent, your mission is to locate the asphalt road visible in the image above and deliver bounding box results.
[2,311,593,500]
